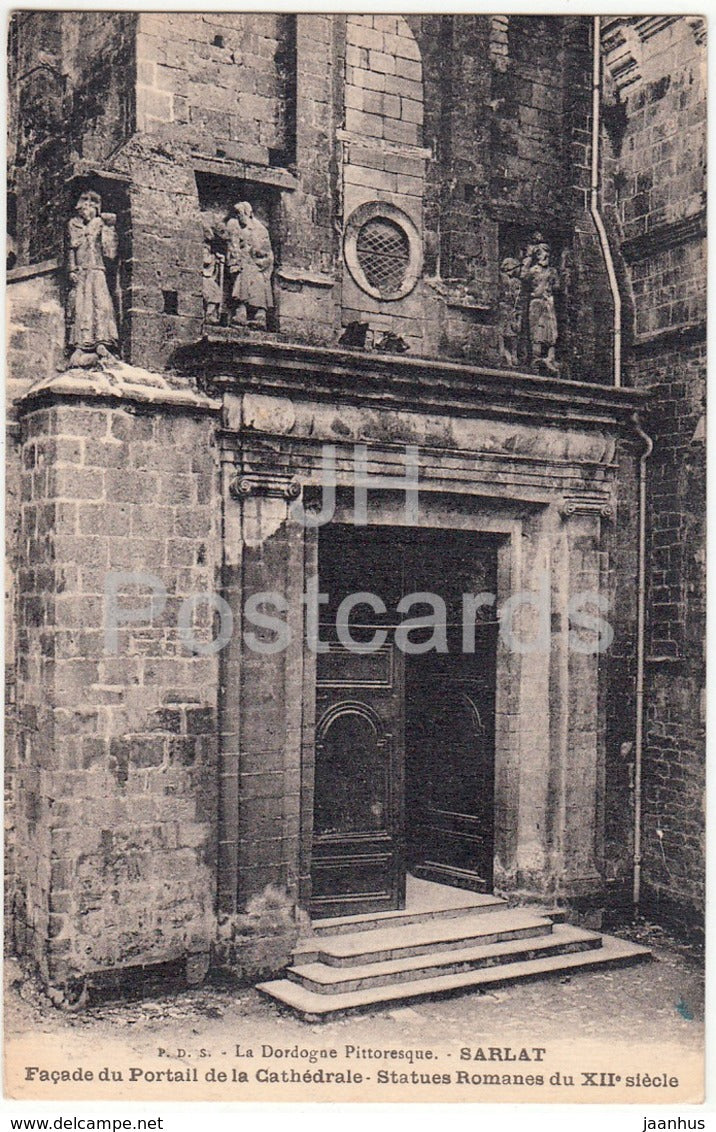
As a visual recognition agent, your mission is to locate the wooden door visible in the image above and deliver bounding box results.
[405,629,497,891]
[310,634,405,917]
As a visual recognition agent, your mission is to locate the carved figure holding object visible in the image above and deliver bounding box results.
[66,190,119,367]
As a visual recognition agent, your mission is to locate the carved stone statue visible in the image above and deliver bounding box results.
[66,190,119,366]
[225,201,274,329]
[497,256,522,367]
[201,222,224,328]
[520,232,560,374]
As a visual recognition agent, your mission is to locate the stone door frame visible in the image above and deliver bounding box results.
[216,381,626,918]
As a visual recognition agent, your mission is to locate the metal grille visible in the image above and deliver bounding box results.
[356,218,410,293]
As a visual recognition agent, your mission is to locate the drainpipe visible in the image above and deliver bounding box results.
[590,14,622,388]
[631,413,653,907]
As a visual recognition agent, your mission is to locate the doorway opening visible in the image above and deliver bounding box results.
[310,523,499,919]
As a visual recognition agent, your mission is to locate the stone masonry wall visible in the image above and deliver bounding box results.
[10,396,222,988]
[603,17,706,923]
[125,13,339,368]
[277,15,341,345]
[417,15,613,377]
[340,15,426,351]
[602,436,639,895]
[125,11,298,366]
[134,13,295,163]
[6,268,66,405]
[632,340,705,921]
[9,12,136,267]
[9,13,616,376]
[4,266,65,947]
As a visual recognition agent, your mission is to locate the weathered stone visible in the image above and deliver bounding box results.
[5,14,705,1004]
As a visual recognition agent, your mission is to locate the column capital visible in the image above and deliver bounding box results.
[560,494,612,520]
[230,471,302,501]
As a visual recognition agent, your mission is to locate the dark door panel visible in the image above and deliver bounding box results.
[311,524,498,916]
[406,632,497,891]
[311,638,405,917]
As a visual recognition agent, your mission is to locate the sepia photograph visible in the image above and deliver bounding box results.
[3,6,707,1108]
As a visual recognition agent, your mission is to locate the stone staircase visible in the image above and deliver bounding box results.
[257,888,650,1020]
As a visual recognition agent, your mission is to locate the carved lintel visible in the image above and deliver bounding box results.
[230,472,302,501]
[561,496,612,520]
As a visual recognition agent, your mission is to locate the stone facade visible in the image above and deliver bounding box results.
[9,384,221,988]
[602,16,706,928]
[7,12,617,378]
[5,14,705,995]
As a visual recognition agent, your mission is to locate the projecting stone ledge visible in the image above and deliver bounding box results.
[173,335,649,431]
[20,360,221,415]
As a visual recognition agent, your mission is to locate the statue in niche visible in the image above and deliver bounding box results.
[66,190,119,367]
[497,256,523,367]
[201,222,224,328]
[225,201,274,329]
[520,232,560,374]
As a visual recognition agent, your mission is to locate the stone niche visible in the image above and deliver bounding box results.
[195,170,280,334]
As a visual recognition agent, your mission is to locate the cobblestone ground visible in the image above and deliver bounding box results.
[5,921,704,1056]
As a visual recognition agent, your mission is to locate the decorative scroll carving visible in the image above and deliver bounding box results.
[560,495,612,519]
[230,472,301,500]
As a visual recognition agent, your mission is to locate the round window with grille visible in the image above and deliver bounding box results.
[344,202,422,301]
[356,218,410,294]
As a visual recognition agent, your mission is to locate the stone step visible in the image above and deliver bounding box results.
[257,932,651,1020]
[311,891,506,937]
[294,909,555,967]
[289,923,601,994]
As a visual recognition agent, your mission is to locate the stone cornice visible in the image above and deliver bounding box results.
[177,338,647,431]
[7,258,59,283]
[629,320,706,357]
